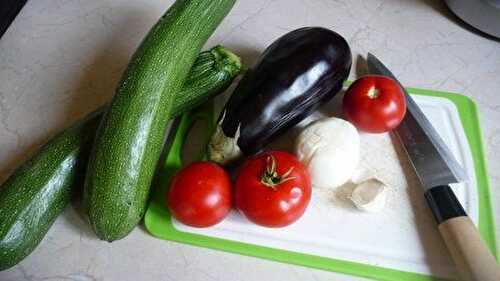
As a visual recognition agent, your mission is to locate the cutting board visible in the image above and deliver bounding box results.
[144,87,497,281]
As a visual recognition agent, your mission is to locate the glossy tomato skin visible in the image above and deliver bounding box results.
[343,75,406,133]
[235,151,311,227]
[167,161,232,228]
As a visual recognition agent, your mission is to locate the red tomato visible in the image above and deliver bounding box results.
[343,75,406,133]
[235,151,311,227]
[167,161,232,227]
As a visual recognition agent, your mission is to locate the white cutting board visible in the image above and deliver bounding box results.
[175,94,477,279]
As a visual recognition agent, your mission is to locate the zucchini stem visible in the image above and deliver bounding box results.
[211,45,242,76]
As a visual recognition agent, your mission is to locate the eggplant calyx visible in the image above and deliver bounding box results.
[260,155,295,189]
[208,124,242,165]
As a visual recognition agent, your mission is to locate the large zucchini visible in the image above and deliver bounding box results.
[84,0,236,242]
[0,46,241,270]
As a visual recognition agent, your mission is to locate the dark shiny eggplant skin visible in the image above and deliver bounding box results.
[216,27,351,159]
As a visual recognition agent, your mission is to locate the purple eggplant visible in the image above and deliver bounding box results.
[208,27,352,165]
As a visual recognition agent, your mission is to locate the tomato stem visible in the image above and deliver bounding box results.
[261,155,295,189]
[368,86,379,99]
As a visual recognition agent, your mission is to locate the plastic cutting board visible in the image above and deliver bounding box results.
[144,87,497,281]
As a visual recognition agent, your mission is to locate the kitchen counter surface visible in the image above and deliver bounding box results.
[1,1,499,280]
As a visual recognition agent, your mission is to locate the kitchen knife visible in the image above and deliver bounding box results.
[367,53,500,281]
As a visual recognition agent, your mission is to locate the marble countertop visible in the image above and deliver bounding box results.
[1,0,499,280]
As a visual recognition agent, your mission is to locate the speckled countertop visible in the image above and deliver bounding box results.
[1,1,499,280]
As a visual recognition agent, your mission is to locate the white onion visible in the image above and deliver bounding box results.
[295,117,360,189]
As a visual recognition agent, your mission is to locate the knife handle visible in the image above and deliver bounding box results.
[425,185,500,281]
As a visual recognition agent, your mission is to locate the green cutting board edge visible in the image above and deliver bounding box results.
[144,87,498,281]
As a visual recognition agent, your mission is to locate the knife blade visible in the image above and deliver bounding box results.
[367,53,467,190]
[366,53,500,281]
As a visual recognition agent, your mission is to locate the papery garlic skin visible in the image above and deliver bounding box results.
[350,178,388,212]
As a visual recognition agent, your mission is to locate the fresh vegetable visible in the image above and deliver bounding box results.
[343,75,406,133]
[84,0,236,241]
[235,151,311,227]
[173,45,242,115]
[168,162,232,227]
[350,178,388,212]
[208,27,352,165]
[295,117,360,189]
[0,47,241,270]
[0,112,100,271]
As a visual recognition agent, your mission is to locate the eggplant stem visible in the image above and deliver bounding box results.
[261,155,296,189]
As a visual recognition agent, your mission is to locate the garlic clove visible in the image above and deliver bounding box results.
[350,178,388,212]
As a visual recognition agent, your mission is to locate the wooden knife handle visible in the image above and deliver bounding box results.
[439,216,500,280]
[425,185,500,281]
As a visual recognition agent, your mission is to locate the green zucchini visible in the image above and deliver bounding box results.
[172,45,241,115]
[84,0,236,242]
[0,46,241,270]
[0,113,100,271]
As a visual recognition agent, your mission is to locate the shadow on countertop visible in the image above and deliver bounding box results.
[419,0,500,43]
[0,9,135,186]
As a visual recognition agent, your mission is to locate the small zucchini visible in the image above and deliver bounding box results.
[0,113,100,271]
[0,45,240,270]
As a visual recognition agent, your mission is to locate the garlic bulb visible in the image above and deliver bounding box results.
[295,117,360,189]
